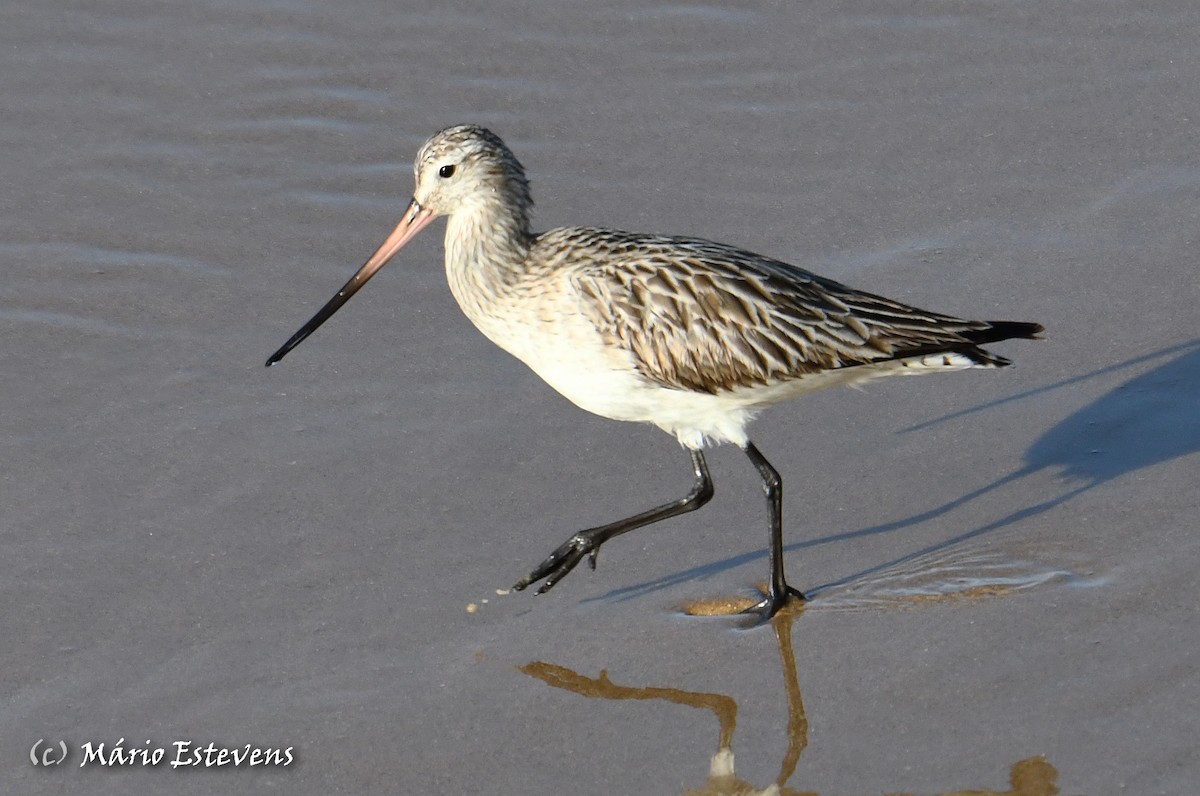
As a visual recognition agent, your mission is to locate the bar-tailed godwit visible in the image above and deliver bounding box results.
[267,125,1041,621]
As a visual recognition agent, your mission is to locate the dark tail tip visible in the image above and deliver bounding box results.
[969,321,1044,345]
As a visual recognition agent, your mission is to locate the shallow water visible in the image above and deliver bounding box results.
[5,1,1199,794]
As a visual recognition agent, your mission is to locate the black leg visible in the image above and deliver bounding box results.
[514,448,714,594]
[741,441,805,622]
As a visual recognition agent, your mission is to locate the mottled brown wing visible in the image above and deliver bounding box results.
[561,229,999,394]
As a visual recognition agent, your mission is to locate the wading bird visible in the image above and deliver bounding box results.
[266,125,1041,620]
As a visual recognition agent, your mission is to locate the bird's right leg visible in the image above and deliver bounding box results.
[513,448,714,595]
[739,441,805,623]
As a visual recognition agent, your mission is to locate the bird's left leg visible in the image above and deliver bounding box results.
[740,441,805,622]
[513,448,714,595]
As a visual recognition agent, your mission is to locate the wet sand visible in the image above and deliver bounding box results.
[4,1,1198,793]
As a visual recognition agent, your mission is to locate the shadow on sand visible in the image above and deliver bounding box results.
[593,338,1200,605]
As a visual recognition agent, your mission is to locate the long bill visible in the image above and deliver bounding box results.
[265,199,436,366]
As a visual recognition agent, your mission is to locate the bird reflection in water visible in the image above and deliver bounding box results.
[519,604,1060,796]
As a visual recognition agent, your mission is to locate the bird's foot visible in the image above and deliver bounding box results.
[739,584,805,625]
[513,533,600,594]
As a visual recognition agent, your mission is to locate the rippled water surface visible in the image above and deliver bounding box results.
[4,2,1199,794]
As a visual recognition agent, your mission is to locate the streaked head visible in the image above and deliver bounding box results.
[411,124,532,219]
[264,125,529,366]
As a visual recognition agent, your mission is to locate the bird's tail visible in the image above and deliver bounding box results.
[946,321,1043,368]
[888,320,1043,370]
[965,321,1045,346]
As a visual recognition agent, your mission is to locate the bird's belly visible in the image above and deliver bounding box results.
[528,353,760,449]
[462,306,748,447]
[514,331,772,449]
[482,314,652,417]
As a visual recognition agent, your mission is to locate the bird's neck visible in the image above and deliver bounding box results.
[443,192,534,322]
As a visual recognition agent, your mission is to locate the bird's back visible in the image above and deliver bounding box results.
[529,226,1042,396]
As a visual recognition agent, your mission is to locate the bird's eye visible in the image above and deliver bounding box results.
[438,164,456,179]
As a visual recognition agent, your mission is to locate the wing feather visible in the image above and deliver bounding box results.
[537,228,1027,394]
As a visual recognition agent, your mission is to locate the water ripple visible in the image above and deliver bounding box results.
[808,549,1101,613]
